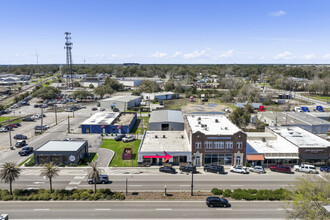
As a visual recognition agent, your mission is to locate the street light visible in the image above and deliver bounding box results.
[191,156,195,196]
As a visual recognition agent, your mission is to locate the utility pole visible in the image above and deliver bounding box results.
[54,104,58,125]
[67,116,70,133]
[9,128,12,149]
[191,156,195,196]
[140,110,143,135]
[41,107,44,133]
[72,101,75,118]
[126,178,128,195]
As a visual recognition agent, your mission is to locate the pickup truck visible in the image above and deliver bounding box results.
[294,164,318,174]
[301,107,310,112]
[315,105,324,112]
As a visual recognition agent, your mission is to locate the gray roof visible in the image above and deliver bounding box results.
[149,110,184,124]
[36,140,87,152]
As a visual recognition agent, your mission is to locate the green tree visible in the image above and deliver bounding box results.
[33,86,60,100]
[94,86,114,99]
[104,78,123,91]
[229,106,251,128]
[72,90,92,101]
[73,81,81,87]
[89,84,95,89]
[40,162,59,193]
[0,162,21,195]
[164,80,175,91]
[286,175,330,219]
[87,162,103,194]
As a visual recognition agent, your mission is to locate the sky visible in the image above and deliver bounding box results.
[1,0,330,64]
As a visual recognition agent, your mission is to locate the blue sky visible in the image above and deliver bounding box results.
[1,0,330,64]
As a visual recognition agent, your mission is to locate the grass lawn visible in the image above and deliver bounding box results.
[0,116,19,124]
[301,94,330,102]
[100,139,141,167]
[165,98,189,109]
[131,117,149,134]
[42,80,53,87]
[79,152,98,166]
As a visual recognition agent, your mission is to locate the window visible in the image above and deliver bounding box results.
[236,142,243,149]
[195,142,201,149]
[214,141,224,149]
[205,141,212,149]
[225,141,233,149]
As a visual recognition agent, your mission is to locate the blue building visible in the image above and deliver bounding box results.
[81,112,137,134]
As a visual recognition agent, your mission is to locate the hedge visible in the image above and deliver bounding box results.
[0,189,125,201]
[211,188,289,200]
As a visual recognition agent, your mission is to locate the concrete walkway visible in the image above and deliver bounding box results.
[96,148,114,167]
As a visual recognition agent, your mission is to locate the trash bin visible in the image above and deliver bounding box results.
[10,146,14,150]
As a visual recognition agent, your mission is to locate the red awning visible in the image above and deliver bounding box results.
[246,155,264,161]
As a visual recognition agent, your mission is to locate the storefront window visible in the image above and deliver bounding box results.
[224,154,232,165]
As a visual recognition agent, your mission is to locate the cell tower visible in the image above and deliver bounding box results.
[64,32,73,89]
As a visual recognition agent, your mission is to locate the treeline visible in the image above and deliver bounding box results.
[0,65,59,75]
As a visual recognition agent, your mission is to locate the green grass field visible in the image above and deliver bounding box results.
[100,139,141,167]
[302,94,330,102]
[0,116,20,124]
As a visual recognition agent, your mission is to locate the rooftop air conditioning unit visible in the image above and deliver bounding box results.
[181,135,184,139]
[215,119,219,123]
[225,127,228,130]
[163,135,166,138]
[262,137,266,142]
[198,121,201,124]
[198,117,201,120]
[155,135,158,138]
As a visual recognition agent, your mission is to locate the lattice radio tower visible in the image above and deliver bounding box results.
[64,32,73,89]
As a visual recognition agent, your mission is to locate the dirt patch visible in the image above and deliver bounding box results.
[125,192,214,200]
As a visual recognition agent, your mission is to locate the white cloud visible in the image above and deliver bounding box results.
[173,51,182,57]
[302,53,316,59]
[94,54,105,58]
[218,49,234,58]
[183,50,206,59]
[323,54,330,59]
[151,51,167,58]
[269,10,287,17]
[259,56,265,60]
[274,51,295,60]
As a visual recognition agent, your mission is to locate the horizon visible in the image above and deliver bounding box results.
[1,0,330,65]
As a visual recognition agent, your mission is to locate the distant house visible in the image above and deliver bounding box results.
[141,92,179,101]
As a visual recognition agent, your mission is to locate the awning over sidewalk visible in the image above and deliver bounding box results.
[247,155,265,161]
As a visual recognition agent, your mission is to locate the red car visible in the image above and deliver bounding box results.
[270,165,291,173]
[6,124,18,128]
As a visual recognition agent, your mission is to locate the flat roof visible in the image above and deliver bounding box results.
[268,126,330,148]
[139,131,191,152]
[142,91,176,96]
[186,115,241,135]
[247,132,299,155]
[82,112,119,125]
[149,110,184,124]
[36,140,87,152]
[101,95,141,103]
[113,113,136,126]
[258,112,330,126]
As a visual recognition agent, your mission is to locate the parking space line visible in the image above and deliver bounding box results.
[156,208,172,211]
[216,208,232,210]
[33,209,50,211]
[95,208,111,211]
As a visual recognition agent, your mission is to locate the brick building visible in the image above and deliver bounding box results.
[185,115,247,166]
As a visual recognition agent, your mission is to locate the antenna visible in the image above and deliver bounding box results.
[35,50,39,74]
[64,32,73,89]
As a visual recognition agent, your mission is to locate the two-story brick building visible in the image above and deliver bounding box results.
[185,115,247,166]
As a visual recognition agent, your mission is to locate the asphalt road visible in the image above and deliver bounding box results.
[0,200,291,219]
[0,169,325,192]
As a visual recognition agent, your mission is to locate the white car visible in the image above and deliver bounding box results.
[249,166,266,174]
[99,108,105,111]
[294,164,318,174]
[230,166,249,174]
[122,136,135,143]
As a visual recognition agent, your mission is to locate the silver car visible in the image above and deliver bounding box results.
[122,136,135,143]
[249,166,266,174]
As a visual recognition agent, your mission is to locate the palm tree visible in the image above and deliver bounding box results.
[0,162,21,195]
[40,162,59,193]
[87,162,103,194]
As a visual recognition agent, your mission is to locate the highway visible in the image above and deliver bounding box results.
[0,169,325,192]
[0,200,291,219]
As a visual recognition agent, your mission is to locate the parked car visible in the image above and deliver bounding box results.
[6,124,18,128]
[230,166,249,174]
[22,117,34,122]
[113,107,119,112]
[14,134,27,140]
[114,134,126,141]
[65,108,74,112]
[99,108,105,111]
[0,127,8,132]
[3,125,13,131]
[270,165,292,173]
[294,164,318,174]
[159,166,176,174]
[12,122,21,127]
[34,104,41,108]
[34,125,49,130]
[18,147,33,156]
[206,197,231,208]
[179,164,197,173]
[122,136,135,143]
[15,140,26,148]
[248,166,266,174]
[203,165,225,174]
[92,107,98,111]
[87,175,109,184]
[320,166,330,172]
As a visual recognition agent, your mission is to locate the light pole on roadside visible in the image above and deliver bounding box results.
[54,104,58,125]
[67,116,70,133]
[9,128,12,149]
[191,156,195,196]
[41,107,44,133]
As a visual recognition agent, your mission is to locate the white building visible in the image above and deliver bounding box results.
[138,131,192,165]
[99,95,142,111]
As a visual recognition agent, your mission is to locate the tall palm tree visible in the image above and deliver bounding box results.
[40,162,59,193]
[87,162,102,194]
[0,162,21,195]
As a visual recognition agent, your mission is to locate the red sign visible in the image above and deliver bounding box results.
[143,151,173,162]
[101,125,105,128]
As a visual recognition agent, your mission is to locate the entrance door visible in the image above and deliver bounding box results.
[195,156,201,167]
[161,124,169,131]
[236,156,241,166]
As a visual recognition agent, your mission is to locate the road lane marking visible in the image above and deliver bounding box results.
[156,208,172,211]
[26,185,40,187]
[69,181,81,185]
[216,208,232,210]
[281,185,290,187]
[26,187,39,190]
[277,208,293,211]
[65,186,77,190]
[95,208,111,211]
[33,182,45,184]
[130,185,142,187]
[74,176,86,180]
[180,185,190,187]
[33,209,50,211]
[318,174,328,182]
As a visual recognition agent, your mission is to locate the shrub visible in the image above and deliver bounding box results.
[80,192,90,200]
[211,188,222,195]
[223,189,232,197]
[2,195,13,201]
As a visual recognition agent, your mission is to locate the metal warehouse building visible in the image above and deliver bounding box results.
[81,112,137,134]
[100,95,142,111]
[141,92,179,101]
[149,110,184,131]
[34,140,89,165]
